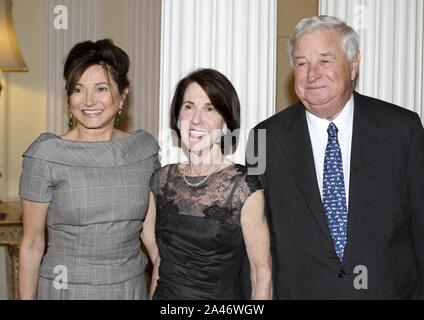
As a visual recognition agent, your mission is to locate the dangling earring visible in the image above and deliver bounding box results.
[115,108,123,125]
[68,110,74,129]
[177,120,181,130]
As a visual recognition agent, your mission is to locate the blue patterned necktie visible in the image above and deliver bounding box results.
[322,122,348,261]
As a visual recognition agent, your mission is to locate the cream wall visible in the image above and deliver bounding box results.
[100,0,130,52]
[99,0,131,132]
[276,0,318,112]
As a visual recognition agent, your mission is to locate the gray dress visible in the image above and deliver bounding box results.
[19,130,159,300]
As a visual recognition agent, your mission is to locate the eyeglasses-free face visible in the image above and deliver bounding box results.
[178,81,227,154]
[69,64,127,133]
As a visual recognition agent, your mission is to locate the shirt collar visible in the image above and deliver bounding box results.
[305,95,354,140]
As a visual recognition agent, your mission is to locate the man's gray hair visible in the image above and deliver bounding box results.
[288,15,360,66]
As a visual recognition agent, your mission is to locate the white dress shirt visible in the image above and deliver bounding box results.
[306,95,354,208]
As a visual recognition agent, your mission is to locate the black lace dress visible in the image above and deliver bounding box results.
[150,163,263,300]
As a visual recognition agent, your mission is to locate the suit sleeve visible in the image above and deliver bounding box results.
[407,115,424,279]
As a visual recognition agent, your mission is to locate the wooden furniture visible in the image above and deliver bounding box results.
[0,201,22,300]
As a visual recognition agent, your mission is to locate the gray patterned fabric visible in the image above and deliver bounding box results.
[37,274,146,300]
[19,130,159,300]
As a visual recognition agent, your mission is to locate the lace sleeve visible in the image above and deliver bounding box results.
[234,173,264,208]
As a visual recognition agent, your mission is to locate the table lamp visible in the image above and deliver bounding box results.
[0,0,28,95]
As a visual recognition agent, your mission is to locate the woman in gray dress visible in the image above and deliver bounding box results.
[18,39,159,300]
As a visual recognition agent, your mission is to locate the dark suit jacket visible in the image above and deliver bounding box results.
[247,91,424,299]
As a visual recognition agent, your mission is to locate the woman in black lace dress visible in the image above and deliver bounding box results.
[143,69,272,300]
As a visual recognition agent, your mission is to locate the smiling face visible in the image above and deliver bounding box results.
[68,64,128,133]
[178,82,226,154]
[293,27,359,120]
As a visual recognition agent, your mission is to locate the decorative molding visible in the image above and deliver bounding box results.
[320,0,424,120]
[159,0,277,165]
[5,244,19,299]
[0,225,22,245]
[0,220,21,299]
[45,0,101,134]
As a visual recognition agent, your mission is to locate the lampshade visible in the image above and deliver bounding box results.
[0,0,27,72]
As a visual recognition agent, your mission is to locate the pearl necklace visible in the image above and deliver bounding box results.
[182,165,219,188]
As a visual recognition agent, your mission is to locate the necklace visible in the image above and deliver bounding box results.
[182,164,219,188]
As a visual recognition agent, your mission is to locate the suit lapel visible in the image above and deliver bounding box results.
[278,104,334,246]
[342,92,381,266]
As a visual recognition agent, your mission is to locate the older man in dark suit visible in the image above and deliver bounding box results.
[247,15,424,299]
